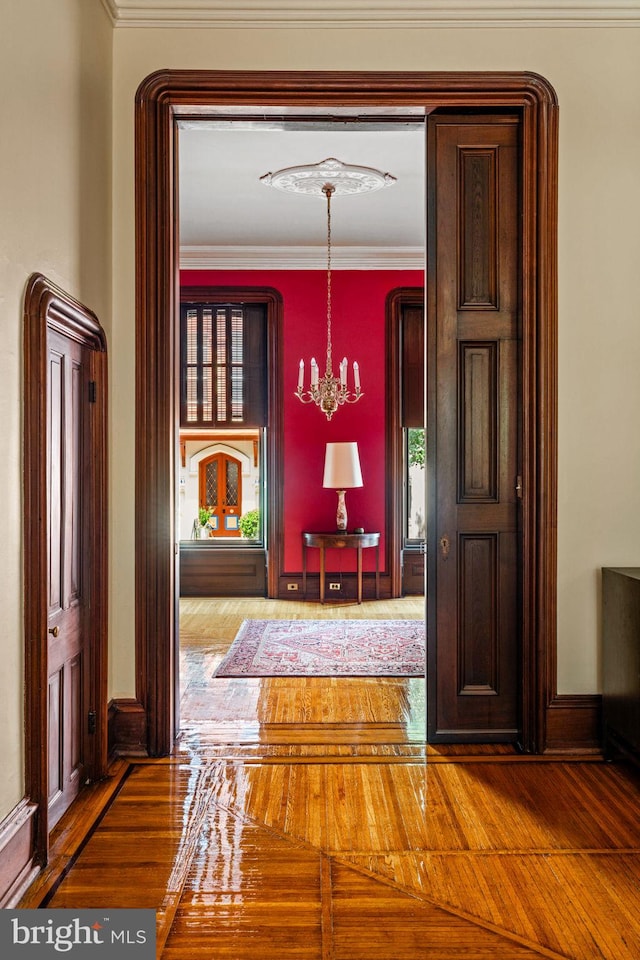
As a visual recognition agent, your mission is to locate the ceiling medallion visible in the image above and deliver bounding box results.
[259,156,396,198]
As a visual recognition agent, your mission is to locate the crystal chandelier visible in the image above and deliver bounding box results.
[260,157,396,420]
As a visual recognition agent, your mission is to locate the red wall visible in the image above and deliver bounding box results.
[182,268,423,573]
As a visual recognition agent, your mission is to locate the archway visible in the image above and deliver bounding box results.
[134,70,558,755]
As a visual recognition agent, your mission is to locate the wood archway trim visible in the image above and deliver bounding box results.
[135,70,558,755]
[23,273,108,864]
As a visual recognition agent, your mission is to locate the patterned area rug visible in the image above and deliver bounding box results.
[214,619,425,677]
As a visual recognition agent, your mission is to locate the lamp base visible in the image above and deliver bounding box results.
[335,489,347,531]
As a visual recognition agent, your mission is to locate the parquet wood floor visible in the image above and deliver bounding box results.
[20,598,640,959]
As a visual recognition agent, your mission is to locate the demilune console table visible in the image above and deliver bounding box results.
[302,531,380,604]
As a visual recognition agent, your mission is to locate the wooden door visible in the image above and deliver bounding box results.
[427,114,521,741]
[46,329,91,826]
[199,452,242,537]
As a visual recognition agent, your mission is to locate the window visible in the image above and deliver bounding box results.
[181,302,267,427]
[405,427,426,543]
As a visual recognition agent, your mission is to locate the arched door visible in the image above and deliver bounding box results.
[199,452,242,537]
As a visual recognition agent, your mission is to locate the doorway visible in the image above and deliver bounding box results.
[175,114,426,737]
[23,274,108,863]
[135,71,558,756]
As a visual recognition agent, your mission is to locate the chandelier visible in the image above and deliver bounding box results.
[260,157,396,420]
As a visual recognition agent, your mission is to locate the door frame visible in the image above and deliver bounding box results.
[23,273,108,864]
[386,286,426,598]
[135,70,558,755]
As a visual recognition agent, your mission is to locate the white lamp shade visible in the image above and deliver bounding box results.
[323,442,363,489]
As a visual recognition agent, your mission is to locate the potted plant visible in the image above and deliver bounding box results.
[238,509,260,540]
[198,506,210,539]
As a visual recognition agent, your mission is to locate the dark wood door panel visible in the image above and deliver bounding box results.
[428,114,521,741]
[46,330,89,828]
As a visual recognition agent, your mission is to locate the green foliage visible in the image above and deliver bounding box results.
[239,509,260,539]
[408,428,426,469]
[198,506,210,526]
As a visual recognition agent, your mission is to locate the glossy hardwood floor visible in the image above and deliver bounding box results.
[20,598,640,959]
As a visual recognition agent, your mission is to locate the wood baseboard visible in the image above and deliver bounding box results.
[0,798,39,907]
[544,694,602,754]
[279,572,390,602]
[108,689,602,756]
[108,699,148,758]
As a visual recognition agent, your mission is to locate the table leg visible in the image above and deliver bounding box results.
[319,545,325,604]
[375,544,380,599]
[357,545,363,604]
[302,542,307,599]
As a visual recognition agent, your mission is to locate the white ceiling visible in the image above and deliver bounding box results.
[178,120,426,268]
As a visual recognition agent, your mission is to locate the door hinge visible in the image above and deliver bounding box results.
[515,475,523,499]
[88,709,97,735]
[88,380,97,403]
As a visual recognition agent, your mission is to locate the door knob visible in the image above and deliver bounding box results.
[48,626,60,637]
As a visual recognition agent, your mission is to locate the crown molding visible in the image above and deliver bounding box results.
[101,1,640,29]
[180,244,425,270]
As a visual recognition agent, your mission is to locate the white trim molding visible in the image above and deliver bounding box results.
[180,244,425,270]
[101,1,640,28]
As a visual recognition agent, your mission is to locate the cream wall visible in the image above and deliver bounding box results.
[111,23,640,700]
[1,11,638,827]
[0,0,111,822]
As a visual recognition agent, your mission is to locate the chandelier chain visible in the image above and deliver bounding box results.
[324,184,334,377]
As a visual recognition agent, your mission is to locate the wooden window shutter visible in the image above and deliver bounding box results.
[180,302,267,428]
[401,303,425,428]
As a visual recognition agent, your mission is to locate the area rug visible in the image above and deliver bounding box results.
[214,619,425,677]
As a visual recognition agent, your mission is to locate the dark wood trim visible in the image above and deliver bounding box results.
[386,287,425,599]
[180,286,284,597]
[107,699,148,759]
[23,273,108,865]
[544,695,602,755]
[522,90,559,755]
[180,544,266,597]
[0,799,39,907]
[135,70,558,756]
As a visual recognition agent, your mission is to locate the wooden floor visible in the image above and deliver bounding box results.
[20,598,640,959]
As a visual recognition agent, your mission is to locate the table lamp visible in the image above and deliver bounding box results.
[322,441,363,531]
